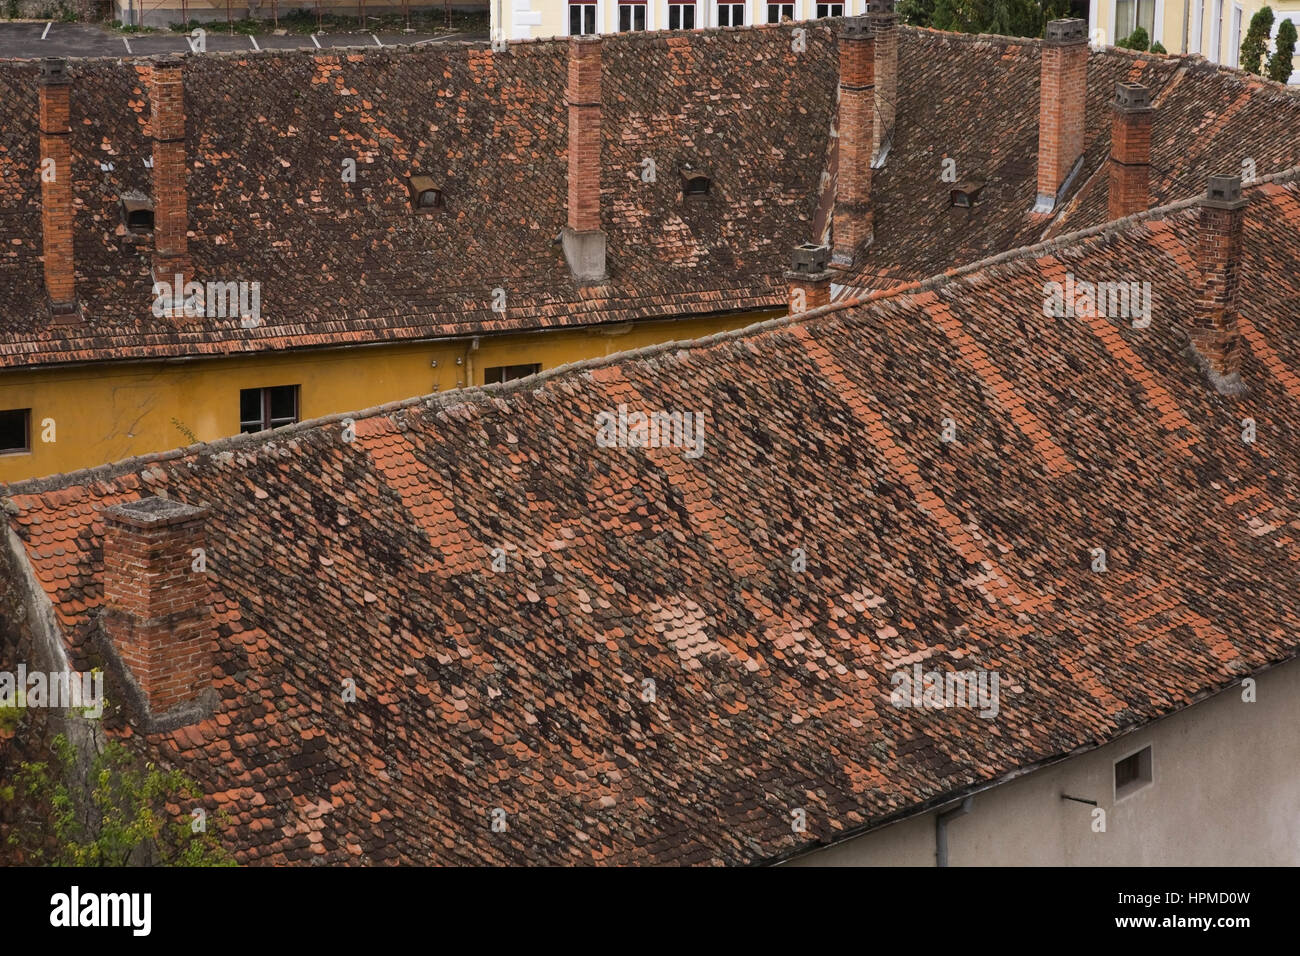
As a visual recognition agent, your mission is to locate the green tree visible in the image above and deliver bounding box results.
[2,734,234,866]
[898,0,936,26]
[1267,18,1297,82]
[1150,41,1166,53]
[1240,7,1274,74]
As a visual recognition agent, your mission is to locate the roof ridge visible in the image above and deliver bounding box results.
[9,169,1297,501]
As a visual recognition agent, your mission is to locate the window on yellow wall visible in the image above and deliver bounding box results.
[766,3,795,23]
[569,1,597,34]
[1115,0,1156,42]
[669,1,696,28]
[0,408,30,455]
[484,364,541,385]
[717,2,744,26]
[815,2,843,15]
[619,0,647,31]
[240,386,300,434]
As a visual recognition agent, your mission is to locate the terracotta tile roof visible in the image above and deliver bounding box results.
[7,174,1299,864]
[3,26,1298,368]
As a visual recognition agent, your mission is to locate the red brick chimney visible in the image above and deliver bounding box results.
[1108,82,1153,220]
[149,56,191,287]
[787,243,832,314]
[1188,175,1248,396]
[1034,19,1088,214]
[103,497,215,726]
[833,16,875,267]
[38,58,76,320]
[869,0,897,168]
[562,36,606,283]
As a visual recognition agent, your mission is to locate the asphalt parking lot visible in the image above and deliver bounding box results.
[0,21,486,58]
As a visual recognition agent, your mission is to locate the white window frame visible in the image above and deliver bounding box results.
[1113,744,1155,802]
[566,0,600,35]
[1210,0,1223,62]
[715,0,745,26]
[1189,0,1203,53]
[667,0,700,28]
[1228,2,1242,68]
[616,0,648,31]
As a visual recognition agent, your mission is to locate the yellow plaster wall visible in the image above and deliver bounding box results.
[0,309,779,483]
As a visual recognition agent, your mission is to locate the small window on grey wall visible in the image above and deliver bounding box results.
[1114,746,1153,799]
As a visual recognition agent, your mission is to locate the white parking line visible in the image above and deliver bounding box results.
[249,35,260,51]
[310,33,321,48]
[122,37,132,54]
[41,21,51,40]
[372,33,383,47]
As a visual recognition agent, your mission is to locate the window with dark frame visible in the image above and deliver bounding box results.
[717,2,744,26]
[0,408,30,455]
[569,1,597,35]
[239,386,300,435]
[484,363,542,385]
[1114,746,1153,798]
[668,1,696,28]
[815,2,844,15]
[766,2,795,22]
[618,0,647,31]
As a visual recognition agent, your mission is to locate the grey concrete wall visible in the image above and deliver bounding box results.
[789,654,1300,866]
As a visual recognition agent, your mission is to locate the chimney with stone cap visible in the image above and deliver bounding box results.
[788,243,832,314]
[39,58,77,320]
[1187,175,1248,396]
[1108,82,1153,220]
[833,16,876,267]
[149,56,191,287]
[102,497,215,728]
[869,0,897,168]
[562,36,607,283]
[1035,19,1088,214]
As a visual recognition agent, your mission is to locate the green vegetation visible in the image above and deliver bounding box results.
[2,733,234,866]
[1240,7,1274,74]
[1116,26,1149,50]
[1267,18,1297,83]
[899,0,1070,38]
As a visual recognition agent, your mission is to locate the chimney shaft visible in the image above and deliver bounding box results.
[1188,175,1248,396]
[103,497,214,724]
[149,57,190,286]
[869,0,897,168]
[833,17,876,267]
[39,58,76,318]
[1108,82,1153,220]
[1035,19,1088,214]
[788,243,832,314]
[562,37,607,283]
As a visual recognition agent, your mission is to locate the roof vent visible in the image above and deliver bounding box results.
[1204,173,1245,208]
[680,167,711,198]
[1113,82,1152,111]
[1044,18,1087,43]
[120,195,155,234]
[407,175,443,211]
[949,180,985,208]
[790,241,830,276]
[40,57,69,84]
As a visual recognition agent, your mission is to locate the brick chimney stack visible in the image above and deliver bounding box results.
[869,0,897,168]
[833,16,876,267]
[787,243,832,314]
[1108,82,1153,220]
[1034,19,1088,214]
[103,497,215,727]
[39,58,76,319]
[149,56,191,287]
[1188,175,1248,396]
[562,36,607,283]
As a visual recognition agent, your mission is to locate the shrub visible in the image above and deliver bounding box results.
[1266,18,1297,83]
[1241,7,1274,74]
